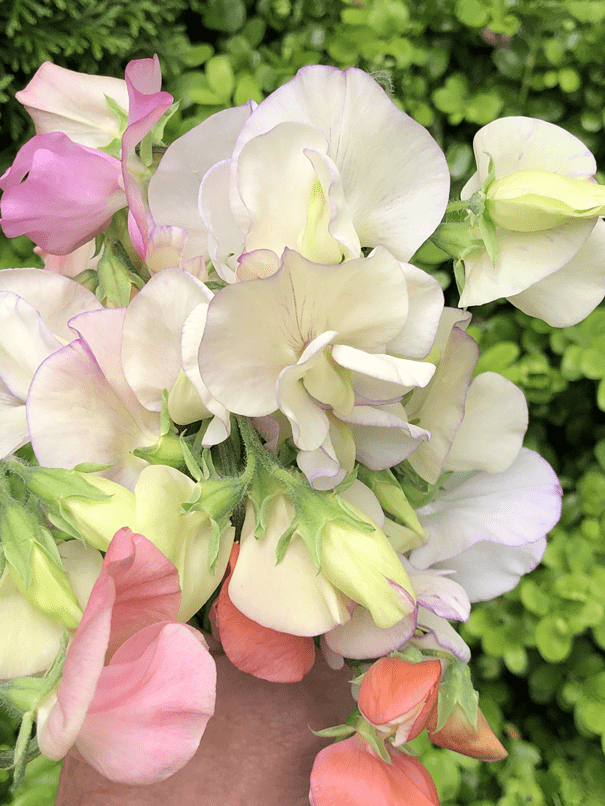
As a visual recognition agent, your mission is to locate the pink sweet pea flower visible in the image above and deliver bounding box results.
[0,133,126,254]
[36,527,217,784]
[212,543,316,682]
[358,657,441,745]
[309,734,440,806]
[121,56,173,258]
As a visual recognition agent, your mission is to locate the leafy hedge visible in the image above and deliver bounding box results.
[1,0,604,803]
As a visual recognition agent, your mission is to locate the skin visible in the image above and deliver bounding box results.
[55,651,355,806]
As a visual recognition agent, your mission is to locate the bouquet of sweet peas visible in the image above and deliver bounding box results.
[0,53,603,803]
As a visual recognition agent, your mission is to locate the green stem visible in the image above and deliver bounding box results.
[235,415,296,490]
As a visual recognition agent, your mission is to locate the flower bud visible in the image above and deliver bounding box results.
[486,171,605,233]
[358,657,441,745]
[0,502,82,632]
[427,703,508,761]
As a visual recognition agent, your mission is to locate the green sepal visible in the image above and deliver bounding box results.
[453,259,466,297]
[208,519,222,573]
[434,659,479,732]
[309,724,356,740]
[72,462,115,473]
[71,268,99,293]
[132,433,185,468]
[275,521,297,564]
[96,241,135,308]
[355,721,392,764]
[104,93,128,132]
[27,467,112,506]
[179,437,203,483]
[478,212,500,266]
[0,503,40,588]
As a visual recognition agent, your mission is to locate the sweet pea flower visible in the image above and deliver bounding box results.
[149,65,449,277]
[229,476,417,642]
[0,133,126,254]
[0,540,102,680]
[210,65,449,279]
[36,527,217,784]
[459,116,605,324]
[121,267,230,440]
[309,734,440,806]
[34,239,102,277]
[358,657,441,746]
[211,543,316,682]
[0,268,102,459]
[15,61,129,149]
[199,247,442,488]
[27,307,161,489]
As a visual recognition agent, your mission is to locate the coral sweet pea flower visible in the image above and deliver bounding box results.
[309,734,440,806]
[36,527,216,784]
[358,657,441,745]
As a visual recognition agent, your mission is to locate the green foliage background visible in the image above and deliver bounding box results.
[1,0,605,803]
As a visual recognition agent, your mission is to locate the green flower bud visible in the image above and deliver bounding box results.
[486,171,605,232]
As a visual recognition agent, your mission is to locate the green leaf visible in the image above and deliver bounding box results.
[206,56,235,103]
[455,0,489,27]
[535,616,573,662]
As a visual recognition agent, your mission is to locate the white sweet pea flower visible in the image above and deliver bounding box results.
[198,247,443,488]
[149,65,449,279]
[459,116,605,323]
[27,308,161,489]
[121,267,230,441]
[0,269,102,459]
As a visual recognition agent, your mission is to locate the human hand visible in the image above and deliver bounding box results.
[54,651,354,806]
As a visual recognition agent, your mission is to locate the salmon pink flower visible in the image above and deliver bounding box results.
[36,527,217,784]
[309,734,440,806]
[358,657,441,745]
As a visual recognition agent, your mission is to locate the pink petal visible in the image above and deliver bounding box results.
[75,622,216,783]
[0,133,125,254]
[309,735,440,806]
[102,527,182,655]
[121,56,173,256]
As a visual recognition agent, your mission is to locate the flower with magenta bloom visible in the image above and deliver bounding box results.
[0,133,126,254]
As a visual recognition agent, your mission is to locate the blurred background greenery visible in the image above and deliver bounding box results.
[1,0,605,803]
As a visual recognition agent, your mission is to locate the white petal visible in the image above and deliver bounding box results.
[444,372,527,474]
[344,403,430,469]
[387,262,444,359]
[435,536,547,602]
[122,268,211,412]
[200,160,245,283]
[231,65,449,260]
[0,268,102,342]
[333,345,436,389]
[412,607,471,662]
[459,218,596,306]
[0,292,62,400]
[148,103,254,259]
[407,326,478,484]
[411,448,562,569]
[507,218,605,326]
[229,500,351,635]
[464,116,596,186]
[325,604,416,659]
